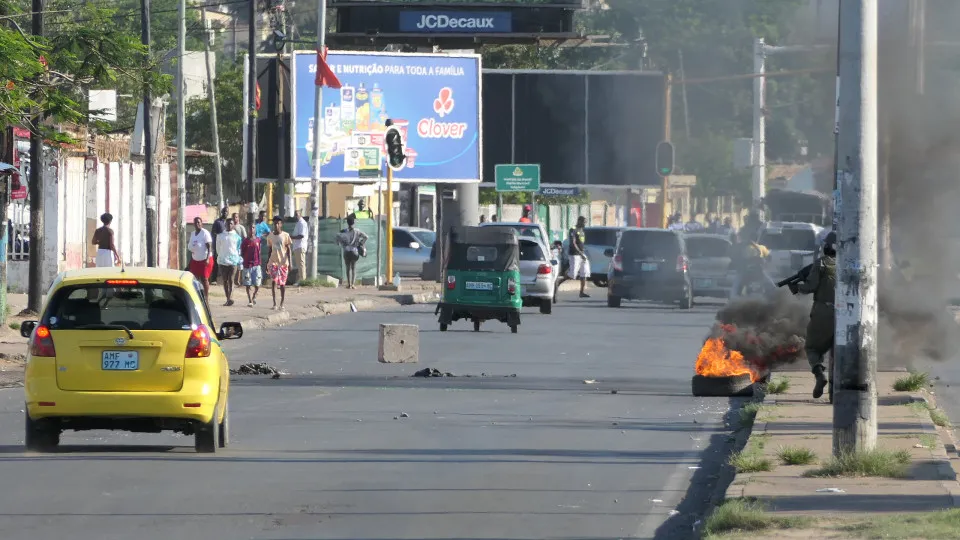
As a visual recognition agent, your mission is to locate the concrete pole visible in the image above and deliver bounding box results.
[752,38,766,221]
[833,0,879,456]
[142,0,157,267]
[660,73,672,228]
[200,7,225,210]
[27,0,43,312]
[177,0,187,268]
[308,0,327,280]
[246,0,258,229]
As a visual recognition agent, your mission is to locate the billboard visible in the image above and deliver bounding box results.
[293,51,482,183]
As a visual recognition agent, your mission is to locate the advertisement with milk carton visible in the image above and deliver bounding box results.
[293,51,481,183]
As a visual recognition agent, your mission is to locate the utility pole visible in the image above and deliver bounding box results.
[201,6,225,209]
[142,0,157,267]
[833,0,879,456]
[659,73,671,228]
[177,0,186,268]
[308,0,328,280]
[26,0,44,313]
[275,1,288,219]
[245,0,258,228]
[752,38,766,221]
[677,49,691,138]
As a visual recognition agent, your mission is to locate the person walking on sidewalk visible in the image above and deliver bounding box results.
[232,212,246,287]
[336,215,368,289]
[267,216,293,310]
[240,223,263,307]
[216,218,243,306]
[791,232,837,399]
[91,213,121,267]
[188,217,214,298]
[290,210,308,285]
[210,207,228,285]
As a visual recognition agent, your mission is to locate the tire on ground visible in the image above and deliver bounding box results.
[690,374,754,397]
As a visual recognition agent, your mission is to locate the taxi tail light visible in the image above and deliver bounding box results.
[507,279,517,294]
[676,255,689,273]
[185,325,212,358]
[446,275,456,290]
[537,264,551,275]
[612,254,623,272]
[30,325,56,357]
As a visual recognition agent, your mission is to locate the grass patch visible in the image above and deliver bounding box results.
[919,434,937,449]
[839,508,960,539]
[703,499,804,537]
[765,377,790,394]
[8,321,19,331]
[729,449,773,473]
[929,408,950,427]
[739,402,763,426]
[893,371,929,392]
[297,278,336,288]
[803,448,911,478]
[776,446,817,466]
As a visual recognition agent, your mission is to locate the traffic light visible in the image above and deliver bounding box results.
[385,120,406,171]
[656,141,675,177]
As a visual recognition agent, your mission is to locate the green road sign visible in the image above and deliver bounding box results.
[358,168,381,178]
[495,164,541,192]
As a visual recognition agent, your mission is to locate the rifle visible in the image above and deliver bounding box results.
[776,263,814,289]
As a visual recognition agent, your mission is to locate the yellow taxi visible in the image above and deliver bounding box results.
[21,267,242,453]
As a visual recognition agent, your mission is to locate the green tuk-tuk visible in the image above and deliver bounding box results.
[437,226,523,333]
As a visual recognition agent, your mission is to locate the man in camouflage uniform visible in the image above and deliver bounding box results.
[791,231,837,398]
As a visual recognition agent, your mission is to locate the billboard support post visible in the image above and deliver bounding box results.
[308,0,328,281]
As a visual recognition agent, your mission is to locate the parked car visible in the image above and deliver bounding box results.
[479,222,558,276]
[518,237,557,314]
[21,267,243,453]
[605,228,692,309]
[684,233,734,298]
[561,226,623,287]
[393,227,436,277]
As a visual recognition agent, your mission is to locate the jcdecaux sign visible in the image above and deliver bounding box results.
[294,51,482,183]
[399,11,512,33]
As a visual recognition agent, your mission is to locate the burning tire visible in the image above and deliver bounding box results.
[691,374,754,397]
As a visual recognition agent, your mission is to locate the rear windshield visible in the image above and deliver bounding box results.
[686,237,731,259]
[486,224,544,244]
[43,284,196,331]
[584,229,620,247]
[466,246,498,262]
[619,231,681,257]
[519,241,545,261]
[759,229,817,251]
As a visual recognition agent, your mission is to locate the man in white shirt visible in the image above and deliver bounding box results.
[188,217,214,298]
[290,210,309,285]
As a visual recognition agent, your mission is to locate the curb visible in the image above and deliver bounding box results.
[913,393,960,507]
[235,291,441,333]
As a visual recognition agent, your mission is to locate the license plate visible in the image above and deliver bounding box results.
[465,281,494,291]
[640,262,659,271]
[695,278,713,288]
[102,351,139,371]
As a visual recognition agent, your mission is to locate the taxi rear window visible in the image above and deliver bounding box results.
[43,284,196,331]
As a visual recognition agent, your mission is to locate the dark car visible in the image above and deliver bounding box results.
[604,228,692,309]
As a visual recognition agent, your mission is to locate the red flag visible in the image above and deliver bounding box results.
[255,82,261,110]
[315,48,342,89]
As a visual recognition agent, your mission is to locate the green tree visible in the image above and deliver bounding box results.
[184,59,244,200]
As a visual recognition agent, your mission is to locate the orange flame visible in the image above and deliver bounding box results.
[695,337,761,382]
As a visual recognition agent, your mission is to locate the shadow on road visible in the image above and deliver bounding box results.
[652,395,754,540]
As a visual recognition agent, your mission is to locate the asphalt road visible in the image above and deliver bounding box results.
[0,292,748,540]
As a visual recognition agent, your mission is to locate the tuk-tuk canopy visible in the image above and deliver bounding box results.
[445,226,520,272]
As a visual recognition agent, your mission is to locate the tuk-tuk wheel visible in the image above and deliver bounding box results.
[510,325,518,334]
[473,320,481,332]
[440,323,448,332]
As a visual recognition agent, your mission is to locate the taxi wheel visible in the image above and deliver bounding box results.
[218,402,229,448]
[195,411,220,454]
[473,320,481,332]
[24,411,59,452]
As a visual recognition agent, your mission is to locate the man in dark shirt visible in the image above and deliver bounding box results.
[210,207,228,284]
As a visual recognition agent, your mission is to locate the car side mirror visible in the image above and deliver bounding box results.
[409,241,421,250]
[218,322,243,340]
[21,320,37,339]
[603,248,614,257]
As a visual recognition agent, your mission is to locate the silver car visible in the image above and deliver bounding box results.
[479,222,559,276]
[392,227,436,277]
[684,233,735,298]
[518,237,557,315]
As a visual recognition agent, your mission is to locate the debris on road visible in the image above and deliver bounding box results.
[583,379,597,384]
[231,363,280,375]
[400,412,410,418]
[350,303,358,312]
[610,389,618,394]
[412,368,456,378]
[816,487,845,493]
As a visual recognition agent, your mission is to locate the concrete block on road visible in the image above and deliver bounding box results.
[378,324,419,364]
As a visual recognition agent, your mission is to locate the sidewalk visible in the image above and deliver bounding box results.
[706,371,960,538]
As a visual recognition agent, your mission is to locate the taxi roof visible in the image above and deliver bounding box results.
[54,267,195,289]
